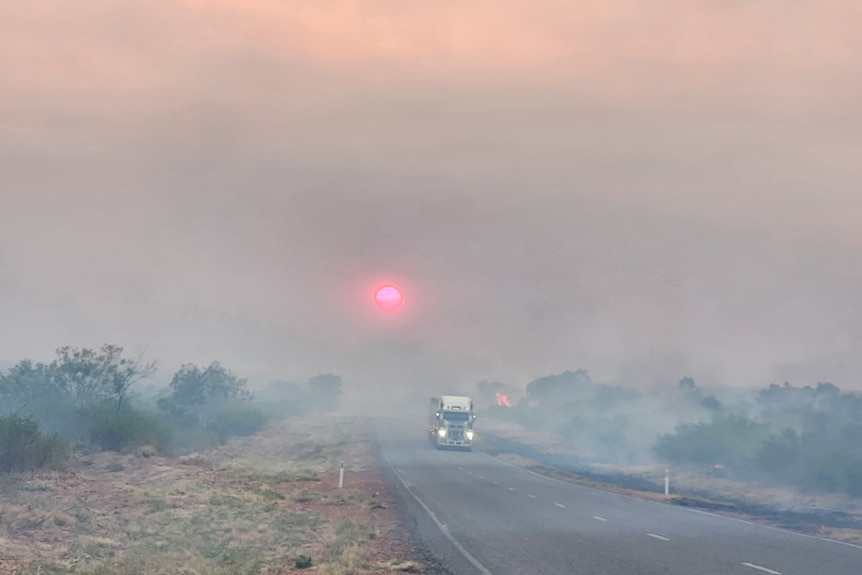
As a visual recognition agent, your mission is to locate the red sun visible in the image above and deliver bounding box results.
[374,285,404,312]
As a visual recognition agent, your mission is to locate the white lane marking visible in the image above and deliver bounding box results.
[484,452,862,550]
[554,503,566,508]
[742,563,781,575]
[527,494,536,498]
[379,444,495,575]
[492,481,499,485]
[507,487,515,491]
[592,515,607,522]
[478,476,484,479]
[647,533,670,541]
[466,470,473,474]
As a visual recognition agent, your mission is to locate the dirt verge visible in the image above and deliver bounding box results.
[0,416,424,575]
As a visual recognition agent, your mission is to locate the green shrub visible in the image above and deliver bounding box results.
[753,425,862,496]
[0,415,69,473]
[85,405,173,452]
[654,415,770,468]
[207,402,268,444]
[13,397,82,440]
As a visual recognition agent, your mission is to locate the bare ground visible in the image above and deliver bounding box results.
[478,417,862,546]
[0,416,423,575]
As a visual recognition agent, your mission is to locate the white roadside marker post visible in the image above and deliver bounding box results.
[664,469,670,496]
[338,461,344,489]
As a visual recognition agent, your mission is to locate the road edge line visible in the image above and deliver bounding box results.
[379,442,495,575]
[482,451,862,551]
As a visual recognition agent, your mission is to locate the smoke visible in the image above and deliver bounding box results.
[2,1,862,395]
[475,369,861,485]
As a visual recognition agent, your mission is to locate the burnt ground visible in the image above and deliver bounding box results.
[0,416,424,575]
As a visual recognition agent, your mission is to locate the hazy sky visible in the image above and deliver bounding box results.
[2,1,861,394]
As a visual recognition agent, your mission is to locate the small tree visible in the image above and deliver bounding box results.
[2,360,65,437]
[52,345,157,412]
[159,362,251,429]
[678,377,697,392]
[0,359,61,413]
[523,370,593,405]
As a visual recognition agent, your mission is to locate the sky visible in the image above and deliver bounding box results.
[1,0,861,396]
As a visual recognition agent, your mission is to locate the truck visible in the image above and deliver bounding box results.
[428,395,476,451]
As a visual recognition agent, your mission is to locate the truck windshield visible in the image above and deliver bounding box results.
[442,411,470,422]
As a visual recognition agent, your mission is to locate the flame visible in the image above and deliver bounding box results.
[495,392,512,408]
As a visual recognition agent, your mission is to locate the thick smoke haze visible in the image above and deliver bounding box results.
[2,1,861,396]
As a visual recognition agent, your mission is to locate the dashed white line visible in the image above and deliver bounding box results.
[742,563,781,575]
[527,494,536,498]
[646,533,670,541]
[554,503,566,508]
[592,515,608,522]
[492,481,499,485]
[507,487,515,491]
[478,476,484,479]
[487,448,862,552]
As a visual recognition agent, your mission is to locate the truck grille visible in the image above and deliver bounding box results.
[447,424,465,441]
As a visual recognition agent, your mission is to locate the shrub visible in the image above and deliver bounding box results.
[85,405,173,452]
[0,415,69,473]
[207,402,268,444]
[753,425,862,496]
[654,415,770,468]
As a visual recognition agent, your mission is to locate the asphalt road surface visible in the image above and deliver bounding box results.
[374,418,862,575]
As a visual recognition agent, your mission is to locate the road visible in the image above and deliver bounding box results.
[374,418,862,575]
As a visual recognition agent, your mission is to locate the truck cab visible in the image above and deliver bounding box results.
[428,395,476,451]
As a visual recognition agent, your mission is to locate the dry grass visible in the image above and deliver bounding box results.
[376,559,423,572]
[817,527,862,546]
[0,416,422,575]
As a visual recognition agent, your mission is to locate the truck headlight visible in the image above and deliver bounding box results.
[437,428,447,438]
[465,430,474,441]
